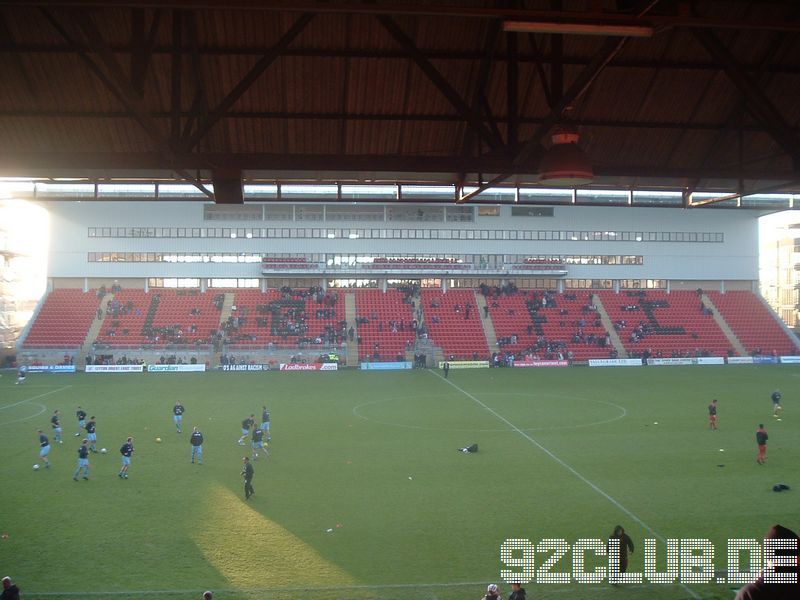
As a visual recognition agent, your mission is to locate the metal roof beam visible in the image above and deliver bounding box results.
[4,109,797,134]
[7,2,800,33]
[377,14,504,152]
[692,28,800,171]
[2,151,798,182]
[183,13,315,152]
[460,20,502,158]
[458,36,629,202]
[5,42,800,75]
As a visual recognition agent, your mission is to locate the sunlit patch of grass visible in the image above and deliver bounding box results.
[193,484,355,589]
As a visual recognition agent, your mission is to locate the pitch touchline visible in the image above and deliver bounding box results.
[431,371,701,600]
[0,385,72,411]
[21,581,656,597]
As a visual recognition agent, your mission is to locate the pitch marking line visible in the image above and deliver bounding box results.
[21,580,661,597]
[431,371,701,600]
[0,385,72,411]
[0,402,48,427]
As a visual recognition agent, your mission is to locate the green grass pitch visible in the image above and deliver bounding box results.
[0,365,798,600]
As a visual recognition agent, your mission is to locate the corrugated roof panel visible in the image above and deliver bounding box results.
[346,58,410,116]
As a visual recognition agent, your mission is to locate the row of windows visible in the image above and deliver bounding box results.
[88,252,643,266]
[87,227,724,243]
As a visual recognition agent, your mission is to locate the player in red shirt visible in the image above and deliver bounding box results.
[756,424,768,465]
[708,399,718,430]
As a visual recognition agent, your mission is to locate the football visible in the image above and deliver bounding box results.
[155,437,162,443]
[100,448,107,454]
[33,464,40,470]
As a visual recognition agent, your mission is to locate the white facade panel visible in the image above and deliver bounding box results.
[42,201,760,281]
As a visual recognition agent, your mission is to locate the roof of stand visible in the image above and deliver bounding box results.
[0,1,799,205]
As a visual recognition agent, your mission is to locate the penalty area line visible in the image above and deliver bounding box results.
[431,371,701,600]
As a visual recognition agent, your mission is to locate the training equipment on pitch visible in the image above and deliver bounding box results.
[33,464,40,470]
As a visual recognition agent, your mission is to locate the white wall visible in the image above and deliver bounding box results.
[42,201,760,281]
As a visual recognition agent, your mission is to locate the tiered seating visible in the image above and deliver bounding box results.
[94,289,151,346]
[226,289,281,345]
[145,289,223,346]
[596,290,731,357]
[421,290,488,359]
[261,257,318,270]
[354,289,416,361]
[367,257,468,269]
[488,290,609,361]
[511,258,567,271]
[228,288,345,348]
[24,289,101,348]
[706,290,798,355]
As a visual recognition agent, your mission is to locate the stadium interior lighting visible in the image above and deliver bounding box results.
[538,130,593,187]
[503,20,653,38]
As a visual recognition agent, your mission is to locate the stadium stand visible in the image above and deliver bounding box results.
[144,289,222,346]
[596,290,731,357]
[353,289,416,361]
[94,289,152,346]
[705,290,798,355]
[223,289,280,345]
[421,289,489,359]
[23,289,101,348]
[486,289,610,361]
[21,286,798,364]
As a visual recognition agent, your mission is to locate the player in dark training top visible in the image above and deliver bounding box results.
[260,406,270,441]
[771,390,782,417]
[241,456,254,499]
[237,414,255,445]
[119,437,134,479]
[251,427,265,460]
[36,430,51,469]
[73,439,90,480]
[50,410,63,444]
[85,416,98,453]
[190,427,204,464]
[756,424,768,464]
[708,399,717,430]
[173,402,185,433]
[75,406,87,436]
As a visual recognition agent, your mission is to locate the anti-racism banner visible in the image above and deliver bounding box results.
[438,361,490,369]
[27,365,76,373]
[279,363,338,371]
[512,360,569,368]
[147,364,206,372]
[588,358,642,367]
[85,364,144,373]
[220,364,269,371]
[360,362,412,370]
